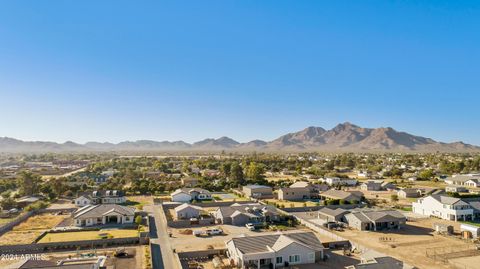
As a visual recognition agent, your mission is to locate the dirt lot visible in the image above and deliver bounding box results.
[47,198,77,210]
[330,216,479,269]
[265,199,320,208]
[0,213,69,245]
[13,214,68,231]
[0,246,143,269]
[169,224,315,252]
[38,229,139,243]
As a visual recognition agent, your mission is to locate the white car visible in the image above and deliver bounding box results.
[245,223,256,231]
[206,228,223,235]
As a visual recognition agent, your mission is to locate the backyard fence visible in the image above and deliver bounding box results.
[0,236,149,255]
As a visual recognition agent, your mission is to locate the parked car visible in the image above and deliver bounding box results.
[205,228,223,236]
[245,223,256,231]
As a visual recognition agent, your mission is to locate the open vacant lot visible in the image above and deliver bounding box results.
[169,225,314,252]
[329,216,478,269]
[13,214,67,231]
[0,213,69,245]
[265,198,319,208]
[38,229,139,243]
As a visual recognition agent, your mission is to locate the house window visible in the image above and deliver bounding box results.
[125,217,130,221]
[276,257,283,264]
[289,255,300,263]
[308,252,315,260]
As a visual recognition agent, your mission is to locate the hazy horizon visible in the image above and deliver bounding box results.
[1,1,479,145]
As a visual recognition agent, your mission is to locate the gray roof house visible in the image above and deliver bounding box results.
[170,188,212,202]
[344,210,406,231]
[444,175,480,187]
[213,203,280,226]
[174,203,203,220]
[318,207,350,222]
[226,232,324,269]
[360,181,383,191]
[278,181,326,200]
[320,189,363,203]
[73,204,135,227]
[397,188,421,199]
[243,185,273,199]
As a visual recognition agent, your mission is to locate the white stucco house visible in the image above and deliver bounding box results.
[170,188,212,203]
[444,174,480,187]
[412,195,473,221]
[174,203,203,219]
[73,190,126,207]
[226,232,324,269]
[73,204,135,227]
[323,177,357,186]
[74,195,92,207]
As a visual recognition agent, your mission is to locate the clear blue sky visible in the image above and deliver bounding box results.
[0,1,479,144]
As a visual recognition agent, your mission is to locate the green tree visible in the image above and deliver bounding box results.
[245,162,265,181]
[18,171,41,196]
[135,215,143,225]
[229,162,244,185]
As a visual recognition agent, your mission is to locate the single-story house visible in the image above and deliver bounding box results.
[170,188,212,202]
[73,204,135,227]
[360,181,383,191]
[381,181,396,191]
[324,177,357,186]
[243,185,273,199]
[174,203,203,219]
[445,185,468,193]
[226,231,324,268]
[397,188,421,199]
[444,174,480,187]
[213,203,280,226]
[344,210,406,231]
[317,207,349,222]
[320,189,363,203]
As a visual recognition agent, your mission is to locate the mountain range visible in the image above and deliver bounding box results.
[1,123,478,153]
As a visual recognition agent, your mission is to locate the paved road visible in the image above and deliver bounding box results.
[145,205,180,269]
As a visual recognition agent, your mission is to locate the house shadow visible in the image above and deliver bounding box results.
[315,249,360,269]
[375,223,434,236]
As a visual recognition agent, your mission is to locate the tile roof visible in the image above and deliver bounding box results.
[229,232,324,254]
[318,207,349,217]
[348,210,406,223]
[74,204,135,219]
[217,204,278,218]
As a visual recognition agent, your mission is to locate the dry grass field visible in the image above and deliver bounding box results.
[38,229,139,243]
[13,214,66,231]
[0,213,68,245]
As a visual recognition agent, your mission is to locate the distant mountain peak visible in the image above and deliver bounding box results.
[0,124,478,153]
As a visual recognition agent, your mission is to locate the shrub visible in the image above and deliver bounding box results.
[24,201,49,212]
